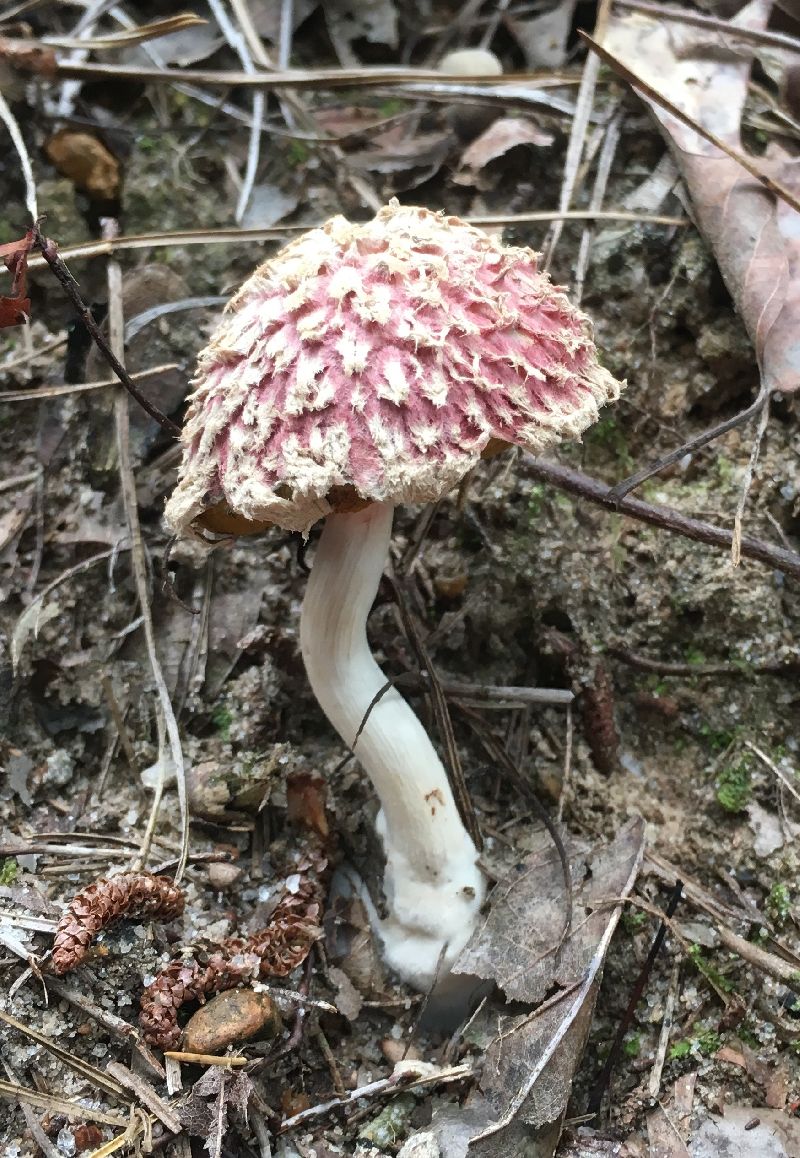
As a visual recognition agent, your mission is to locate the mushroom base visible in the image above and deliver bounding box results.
[375,808,485,988]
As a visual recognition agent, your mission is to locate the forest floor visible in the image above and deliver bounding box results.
[1,2,800,1156]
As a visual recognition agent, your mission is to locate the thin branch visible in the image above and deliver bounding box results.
[22,210,687,269]
[525,458,800,580]
[32,224,180,435]
[608,386,770,502]
[105,230,189,883]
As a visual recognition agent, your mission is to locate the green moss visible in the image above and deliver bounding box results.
[286,139,311,167]
[211,704,233,741]
[527,483,546,520]
[378,98,406,116]
[0,858,18,885]
[622,908,649,934]
[623,1034,641,1058]
[767,882,792,927]
[688,943,735,994]
[583,416,634,470]
[716,757,752,813]
[699,722,735,752]
[669,1028,721,1061]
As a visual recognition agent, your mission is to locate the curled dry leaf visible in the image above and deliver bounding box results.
[44,130,121,202]
[605,2,800,394]
[0,228,34,328]
[52,872,185,975]
[454,817,645,1152]
[457,116,555,178]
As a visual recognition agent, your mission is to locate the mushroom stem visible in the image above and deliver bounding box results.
[300,501,485,987]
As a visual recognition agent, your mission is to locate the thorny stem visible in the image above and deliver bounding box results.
[32,223,181,436]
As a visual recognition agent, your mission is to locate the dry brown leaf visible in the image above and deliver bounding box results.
[605,2,800,393]
[457,116,554,177]
[456,817,645,1151]
[0,229,34,328]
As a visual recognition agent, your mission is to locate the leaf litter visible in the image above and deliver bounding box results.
[0,1,800,1155]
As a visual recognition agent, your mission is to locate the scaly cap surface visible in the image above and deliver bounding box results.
[165,202,623,535]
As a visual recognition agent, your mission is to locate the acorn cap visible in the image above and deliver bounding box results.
[165,202,623,536]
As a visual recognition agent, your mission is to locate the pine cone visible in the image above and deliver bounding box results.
[52,872,184,976]
[140,852,326,1049]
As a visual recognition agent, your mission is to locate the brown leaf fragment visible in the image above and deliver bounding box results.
[0,228,34,328]
[0,37,56,90]
[459,116,554,173]
[605,4,800,393]
[44,130,121,202]
[456,818,645,1145]
[51,871,185,975]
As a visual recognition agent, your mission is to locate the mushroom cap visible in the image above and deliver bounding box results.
[165,202,623,536]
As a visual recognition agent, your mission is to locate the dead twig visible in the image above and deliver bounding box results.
[31,224,180,435]
[525,458,800,580]
[586,879,683,1115]
[607,644,799,678]
[607,386,770,502]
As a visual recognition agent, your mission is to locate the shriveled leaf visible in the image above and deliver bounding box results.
[456,818,645,1152]
[0,229,34,328]
[456,816,644,1004]
[458,117,554,176]
[605,3,800,392]
[44,130,121,201]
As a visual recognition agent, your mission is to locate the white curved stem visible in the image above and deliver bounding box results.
[300,502,485,987]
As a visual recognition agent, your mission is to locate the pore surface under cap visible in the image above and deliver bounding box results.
[165,202,623,535]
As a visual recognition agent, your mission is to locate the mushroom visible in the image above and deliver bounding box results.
[165,202,623,988]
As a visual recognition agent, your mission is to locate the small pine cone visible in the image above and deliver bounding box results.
[580,659,619,775]
[52,872,184,976]
[140,853,327,1049]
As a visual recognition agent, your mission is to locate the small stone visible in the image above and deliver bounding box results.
[183,988,282,1054]
[207,862,242,891]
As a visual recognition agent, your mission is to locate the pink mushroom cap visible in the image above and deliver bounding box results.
[165,202,623,536]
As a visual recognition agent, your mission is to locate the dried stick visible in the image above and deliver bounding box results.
[525,458,800,580]
[608,387,770,502]
[104,233,189,881]
[586,879,683,1115]
[31,224,180,435]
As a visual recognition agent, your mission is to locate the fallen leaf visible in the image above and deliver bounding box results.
[691,1105,800,1157]
[0,229,34,328]
[605,3,800,393]
[457,117,554,177]
[507,2,577,69]
[324,0,397,67]
[455,817,645,1153]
